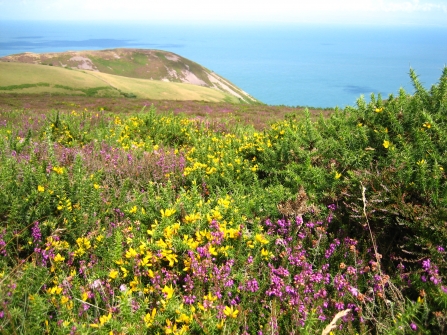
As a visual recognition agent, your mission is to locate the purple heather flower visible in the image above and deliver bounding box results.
[31,221,42,243]
[422,258,431,270]
[183,295,196,304]
[410,322,417,331]
[245,279,259,292]
[0,230,6,257]
[349,286,359,297]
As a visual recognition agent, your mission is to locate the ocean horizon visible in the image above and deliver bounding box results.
[1,20,446,108]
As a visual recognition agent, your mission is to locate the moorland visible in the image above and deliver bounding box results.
[0,49,446,334]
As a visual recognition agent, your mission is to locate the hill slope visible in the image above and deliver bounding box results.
[0,49,258,103]
[0,62,244,103]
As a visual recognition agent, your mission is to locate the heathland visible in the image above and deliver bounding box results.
[0,50,446,334]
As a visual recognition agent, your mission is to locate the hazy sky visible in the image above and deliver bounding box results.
[1,0,447,26]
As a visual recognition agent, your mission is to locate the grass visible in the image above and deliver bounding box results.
[1,49,261,104]
[0,62,241,102]
[0,68,446,334]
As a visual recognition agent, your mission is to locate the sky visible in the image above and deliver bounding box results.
[0,0,447,26]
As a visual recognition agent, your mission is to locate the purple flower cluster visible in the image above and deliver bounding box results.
[0,229,7,257]
[421,258,442,285]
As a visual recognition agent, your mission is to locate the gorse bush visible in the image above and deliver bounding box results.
[0,69,446,334]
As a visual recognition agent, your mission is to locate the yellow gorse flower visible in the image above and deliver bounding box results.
[417,159,427,166]
[52,166,64,174]
[38,185,45,192]
[162,284,175,299]
[99,313,112,326]
[144,308,157,326]
[223,305,239,318]
[53,253,65,262]
[125,247,138,259]
[109,269,119,279]
[383,140,390,149]
[255,233,269,245]
[161,208,176,218]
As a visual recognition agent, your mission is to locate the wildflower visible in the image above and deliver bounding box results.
[184,212,201,224]
[261,248,271,260]
[375,107,383,113]
[53,253,65,262]
[208,245,218,256]
[47,285,63,295]
[82,291,89,301]
[161,208,176,218]
[109,269,119,279]
[37,185,45,192]
[144,308,157,327]
[255,233,269,245]
[223,305,239,318]
[99,313,112,326]
[93,183,100,189]
[128,206,137,214]
[422,122,431,129]
[125,247,138,259]
[31,221,42,243]
[383,140,390,149]
[417,159,426,166]
[161,249,178,266]
[52,166,64,174]
[162,284,175,299]
[176,313,192,324]
[334,171,342,179]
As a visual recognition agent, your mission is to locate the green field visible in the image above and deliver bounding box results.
[0,62,240,102]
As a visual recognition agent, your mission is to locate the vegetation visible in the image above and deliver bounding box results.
[0,49,259,104]
[0,68,446,334]
[0,62,242,103]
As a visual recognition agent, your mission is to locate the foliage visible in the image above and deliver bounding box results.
[0,69,446,334]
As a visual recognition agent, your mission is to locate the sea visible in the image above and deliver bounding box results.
[1,20,447,108]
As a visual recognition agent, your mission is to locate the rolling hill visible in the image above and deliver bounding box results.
[0,49,259,103]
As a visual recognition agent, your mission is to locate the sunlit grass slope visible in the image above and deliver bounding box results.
[0,62,240,102]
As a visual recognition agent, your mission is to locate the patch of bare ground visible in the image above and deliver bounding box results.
[0,93,333,130]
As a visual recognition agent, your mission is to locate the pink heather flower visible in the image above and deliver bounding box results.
[410,322,417,331]
[422,258,431,270]
[349,286,359,297]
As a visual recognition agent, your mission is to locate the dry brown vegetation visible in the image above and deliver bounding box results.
[0,93,333,130]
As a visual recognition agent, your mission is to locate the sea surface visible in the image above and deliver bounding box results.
[1,20,447,108]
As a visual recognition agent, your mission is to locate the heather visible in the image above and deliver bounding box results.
[0,69,446,334]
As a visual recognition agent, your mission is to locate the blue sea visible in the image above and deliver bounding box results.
[1,20,447,108]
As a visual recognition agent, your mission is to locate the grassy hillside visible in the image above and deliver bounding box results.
[0,49,259,103]
[0,62,241,103]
